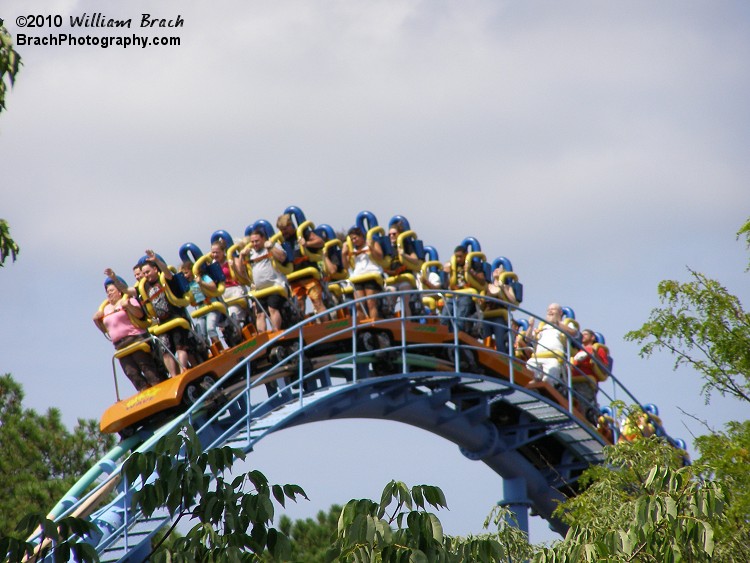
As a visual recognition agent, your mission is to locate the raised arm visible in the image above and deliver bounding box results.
[145,250,172,280]
[104,267,137,297]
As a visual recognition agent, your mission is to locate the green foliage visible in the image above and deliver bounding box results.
[553,438,687,532]
[124,440,534,561]
[327,481,448,561]
[1,419,744,562]
[0,219,20,266]
[0,20,22,115]
[0,513,98,563]
[272,504,342,562]
[122,424,308,561]
[738,217,750,272]
[625,218,750,404]
[608,216,750,560]
[1,25,22,266]
[693,420,750,560]
[447,505,536,563]
[0,374,116,536]
[327,480,534,562]
[539,438,728,562]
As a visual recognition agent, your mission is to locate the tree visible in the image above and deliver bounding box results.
[2,420,536,562]
[0,19,22,115]
[1,21,22,268]
[327,480,535,562]
[0,374,116,536]
[0,219,20,266]
[525,218,750,561]
[1,22,22,268]
[625,218,750,405]
[0,514,98,563]
[692,420,750,561]
[273,504,342,562]
[85,423,536,562]
[122,424,308,562]
[536,437,728,562]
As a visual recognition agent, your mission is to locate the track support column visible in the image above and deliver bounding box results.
[499,476,530,535]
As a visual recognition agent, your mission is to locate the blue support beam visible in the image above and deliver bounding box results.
[500,476,531,535]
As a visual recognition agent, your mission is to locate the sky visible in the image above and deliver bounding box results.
[1,0,749,544]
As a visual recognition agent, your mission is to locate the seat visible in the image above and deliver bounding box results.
[113,339,152,360]
[348,272,385,288]
[464,251,488,292]
[591,342,612,382]
[98,298,152,331]
[479,271,518,322]
[250,285,288,300]
[191,254,227,298]
[323,238,349,282]
[419,260,444,312]
[384,229,422,290]
[190,301,228,320]
[148,317,191,337]
[137,275,191,320]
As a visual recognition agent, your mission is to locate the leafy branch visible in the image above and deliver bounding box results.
[0,19,22,115]
[1,219,20,267]
[625,256,750,405]
[122,424,307,561]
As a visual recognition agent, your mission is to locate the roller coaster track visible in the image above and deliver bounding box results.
[30,291,671,562]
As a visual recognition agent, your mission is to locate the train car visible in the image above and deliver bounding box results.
[100,224,607,441]
[100,302,608,443]
[100,330,272,435]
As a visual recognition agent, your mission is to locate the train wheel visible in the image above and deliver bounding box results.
[446,347,477,372]
[183,375,217,407]
[118,426,135,440]
[223,320,244,348]
[358,331,378,351]
[372,332,397,376]
[269,343,296,365]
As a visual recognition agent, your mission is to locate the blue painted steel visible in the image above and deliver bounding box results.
[178,242,203,264]
[283,205,307,226]
[355,210,379,232]
[460,236,481,252]
[388,214,411,230]
[500,476,531,534]
[246,219,275,239]
[210,229,234,248]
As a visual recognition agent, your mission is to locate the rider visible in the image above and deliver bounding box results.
[342,226,385,320]
[211,238,250,329]
[383,220,422,315]
[180,260,223,348]
[441,245,486,333]
[571,328,609,422]
[526,303,580,390]
[276,213,327,318]
[481,264,519,354]
[239,228,290,332]
[139,250,192,377]
[94,278,165,391]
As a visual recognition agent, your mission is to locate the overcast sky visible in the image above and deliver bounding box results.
[1,0,749,543]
